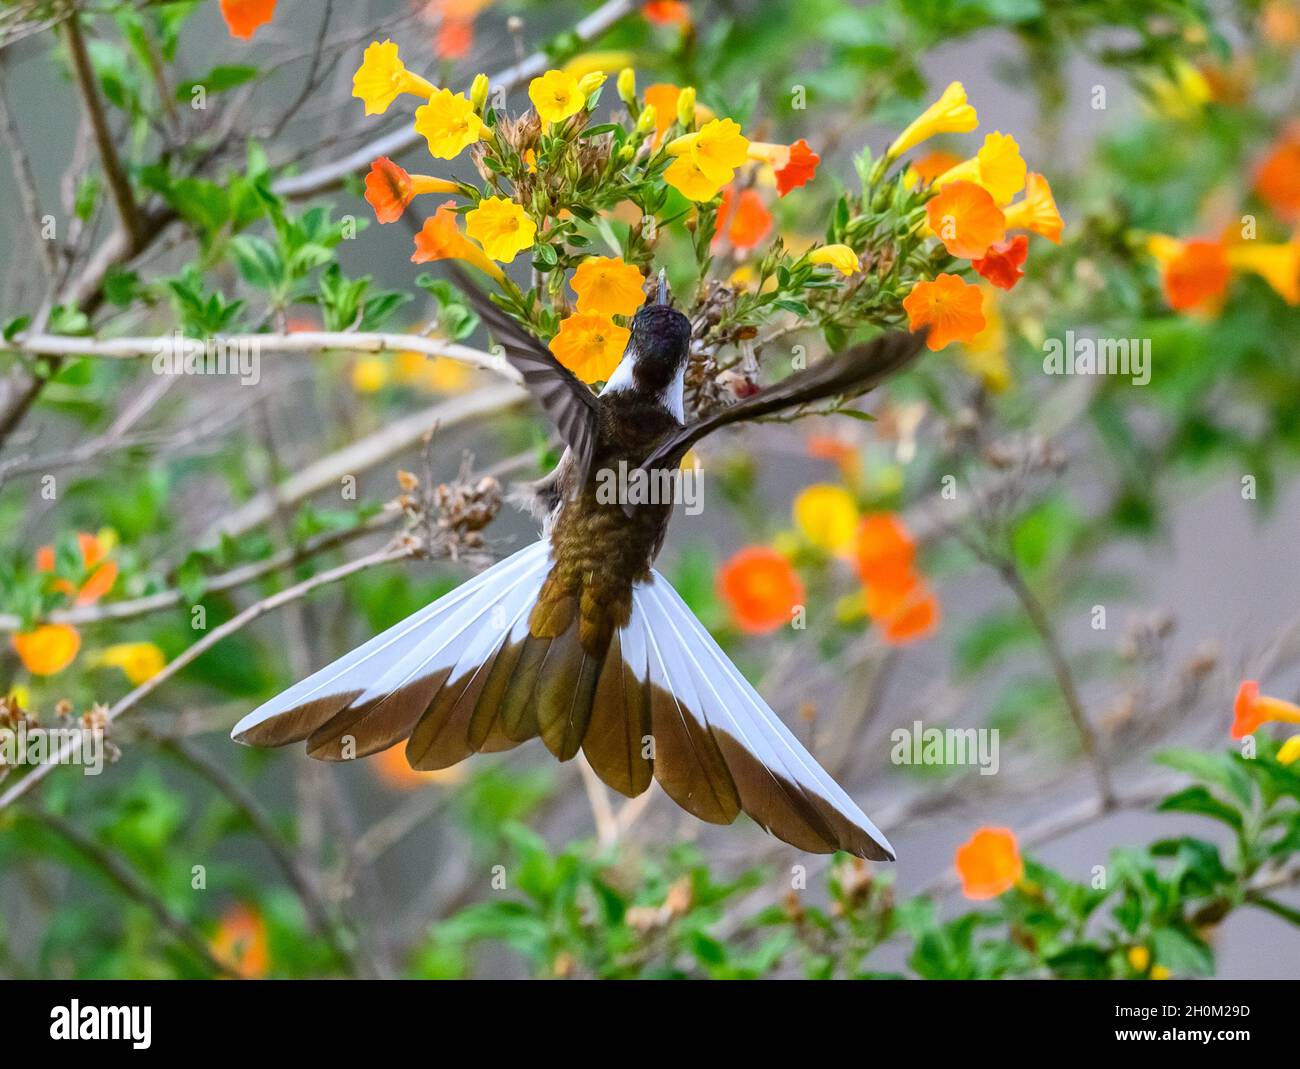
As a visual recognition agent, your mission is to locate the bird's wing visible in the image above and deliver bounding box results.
[638,328,926,475]
[449,266,600,482]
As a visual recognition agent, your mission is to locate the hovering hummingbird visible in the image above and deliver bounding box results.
[233,271,924,860]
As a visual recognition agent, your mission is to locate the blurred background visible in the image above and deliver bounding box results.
[0,0,1298,979]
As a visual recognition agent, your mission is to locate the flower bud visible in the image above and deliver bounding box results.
[470,73,490,112]
[636,104,658,136]
[578,71,607,98]
[617,67,637,107]
[675,86,697,128]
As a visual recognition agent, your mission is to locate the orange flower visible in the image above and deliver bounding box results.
[1158,238,1230,312]
[747,139,821,197]
[1255,127,1300,222]
[926,181,1006,259]
[972,234,1028,291]
[363,157,459,224]
[954,827,1024,900]
[36,532,117,605]
[902,273,986,351]
[874,578,941,645]
[374,743,468,789]
[643,0,691,27]
[907,150,963,186]
[718,546,805,634]
[854,513,916,587]
[210,903,269,979]
[807,434,860,478]
[433,0,489,58]
[548,314,631,383]
[642,83,708,147]
[12,624,81,676]
[715,187,773,250]
[1002,172,1063,244]
[410,201,505,282]
[570,256,646,317]
[220,0,276,40]
[1231,680,1300,739]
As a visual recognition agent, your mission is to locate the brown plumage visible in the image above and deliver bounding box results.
[232,271,925,860]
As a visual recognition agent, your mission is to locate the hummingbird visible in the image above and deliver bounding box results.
[233,270,925,860]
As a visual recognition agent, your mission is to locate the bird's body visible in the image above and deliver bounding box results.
[233,275,924,860]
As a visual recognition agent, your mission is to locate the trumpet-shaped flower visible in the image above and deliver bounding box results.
[464,196,537,262]
[926,180,1006,259]
[954,827,1023,900]
[888,81,978,159]
[1232,680,1300,739]
[972,234,1029,290]
[664,153,724,201]
[935,131,1026,205]
[808,244,861,277]
[548,314,631,383]
[414,88,489,159]
[715,188,773,250]
[411,201,505,282]
[668,118,749,185]
[1255,127,1300,222]
[12,624,81,676]
[1278,736,1300,765]
[364,157,459,224]
[717,546,805,634]
[220,0,276,39]
[97,642,167,686]
[570,256,646,317]
[748,139,821,197]
[1152,236,1230,313]
[352,40,436,116]
[1002,172,1063,244]
[529,69,586,122]
[1225,240,1300,304]
[36,531,117,605]
[903,273,986,350]
[793,484,859,555]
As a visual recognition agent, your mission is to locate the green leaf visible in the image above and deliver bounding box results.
[175,65,258,101]
[1156,786,1243,830]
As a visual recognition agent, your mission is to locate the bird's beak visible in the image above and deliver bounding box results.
[657,268,670,306]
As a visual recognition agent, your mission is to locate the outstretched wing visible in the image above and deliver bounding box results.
[639,329,926,474]
[449,266,601,482]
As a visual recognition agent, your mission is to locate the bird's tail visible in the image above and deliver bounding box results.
[232,541,894,860]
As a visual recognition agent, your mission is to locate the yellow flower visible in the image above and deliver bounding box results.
[935,132,1026,205]
[1278,735,1300,765]
[352,40,435,116]
[617,67,637,107]
[577,72,608,97]
[570,256,646,316]
[97,642,166,686]
[529,69,586,123]
[1143,59,1212,120]
[668,118,749,184]
[352,356,389,393]
[793,484,859,555]
[1127,945,1151,973]
[809,244,861,276]
[664,153,723,201]
[412,201,506,281]
[675,86,697,128]
[961,287,1012,393]
[1150,965,1172,980]
[1002,172,1063,243]
[563,51,634,80]
[464,196,537,262]
[1225,241,1300,304]
[548,314,630,383]
[414,88,489,160]
[888,81,979,159]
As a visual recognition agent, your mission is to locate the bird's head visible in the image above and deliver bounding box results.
[627,271,692,394]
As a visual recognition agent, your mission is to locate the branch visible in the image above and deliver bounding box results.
[19,806,239,977]
[271,0,639,201]
[62,7,141,248]
[0,543,415,810]
[0,56,58,287]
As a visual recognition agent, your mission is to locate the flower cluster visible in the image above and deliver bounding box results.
[348,42,1055,393]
